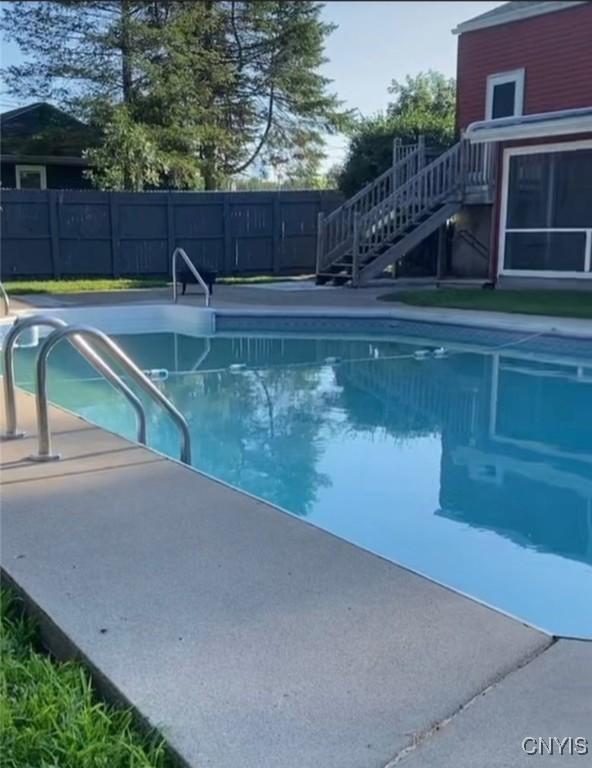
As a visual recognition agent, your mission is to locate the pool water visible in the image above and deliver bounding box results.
[13,330,592,638]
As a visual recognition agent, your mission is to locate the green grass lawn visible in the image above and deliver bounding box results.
[4,278,169,295]
[3,274,313,295]
[378,289,592,319]
[0,590,174,768]
[219,274,313,285]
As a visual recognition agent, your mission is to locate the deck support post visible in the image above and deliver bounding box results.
[437,224,447,280]
[351,212,361,287]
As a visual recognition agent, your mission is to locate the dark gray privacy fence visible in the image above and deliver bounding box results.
[0,189,342,279]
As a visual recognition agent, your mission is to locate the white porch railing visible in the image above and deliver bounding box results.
[317,137,495,281]
[316,138,427,274]
[350,139,494,284]
[463,139,495,188]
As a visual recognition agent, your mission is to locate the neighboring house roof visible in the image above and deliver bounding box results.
[0,102,98,159]
[453,1,588,34]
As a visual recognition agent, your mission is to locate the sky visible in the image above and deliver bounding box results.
[0,0,504,170]
[319,1,503,168]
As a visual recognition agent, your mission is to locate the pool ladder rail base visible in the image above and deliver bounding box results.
[2,315,192,465]
[0,280,10,318]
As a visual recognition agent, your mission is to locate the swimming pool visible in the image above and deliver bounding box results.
[10,314,592,638]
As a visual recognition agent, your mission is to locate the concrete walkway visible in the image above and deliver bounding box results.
[4,389,590,768]
[10,283,399,311]
[401,640,592,766]
[13,282,592,338]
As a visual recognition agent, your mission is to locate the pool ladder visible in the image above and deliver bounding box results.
[0,280,10,317]
[171,247,211,307]
[1,315,191,464]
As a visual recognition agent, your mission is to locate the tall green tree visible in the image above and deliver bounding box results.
[2,1,347,190]
[153,1,349,188]
[337,71,456,197]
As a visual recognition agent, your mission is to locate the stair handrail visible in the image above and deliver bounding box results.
[324,139,423,223]
[369,141,463,219]
[322,165,394,226]
[352,141,465,282]
[316,137,427,273]
[359,138,494,238]
[30,324,191,464]
[172,247,211,306]
[318,136,494,283]
[1,315,146,447]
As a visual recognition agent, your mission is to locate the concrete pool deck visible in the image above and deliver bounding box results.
[2,388,591,767]
[11,281,592,339]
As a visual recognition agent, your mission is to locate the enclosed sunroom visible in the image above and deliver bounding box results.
[465,108,592,287]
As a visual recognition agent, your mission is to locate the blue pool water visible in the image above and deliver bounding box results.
[13,328,592,637]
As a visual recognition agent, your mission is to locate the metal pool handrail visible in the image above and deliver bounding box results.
[2,315,146,447]
[0,281,10,316]
[31,324,192,464]
[172,247,211,307]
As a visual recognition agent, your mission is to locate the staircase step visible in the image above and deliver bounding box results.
[315,271,353,286]
[316,270,351,282]
[332,274,351,286]
[358,201,461,284]
[318,264,351,277]
[315,140,475,288]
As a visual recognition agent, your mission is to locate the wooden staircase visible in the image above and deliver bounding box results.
[316,138,493,286]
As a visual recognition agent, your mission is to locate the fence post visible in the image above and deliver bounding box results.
[272,193,281,275]
[109,192,120,278]
[223,194,232,275]
[315,211,325,275]
[48,190,61,278]
[166,192,174,266]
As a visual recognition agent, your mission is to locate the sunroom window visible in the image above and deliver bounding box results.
[502,145,592,275]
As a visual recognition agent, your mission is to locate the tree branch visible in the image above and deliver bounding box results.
[230,0,243,72]
[226,84,274,175]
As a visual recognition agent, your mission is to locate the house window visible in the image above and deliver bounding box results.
[486,70,524,120]
[15,164,47,190]
[500,142,592,277]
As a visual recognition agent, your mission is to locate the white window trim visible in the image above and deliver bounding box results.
[498,139,592,279]
[15,164,47,190]
[485,69,525,120]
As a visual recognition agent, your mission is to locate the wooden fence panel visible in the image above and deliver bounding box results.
[0,189,342,279]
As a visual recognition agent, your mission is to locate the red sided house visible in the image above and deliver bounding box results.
[315,1,592,289]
